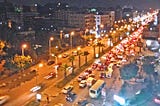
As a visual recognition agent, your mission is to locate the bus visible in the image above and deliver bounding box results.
[89,80,106,98]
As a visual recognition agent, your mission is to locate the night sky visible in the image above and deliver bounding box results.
[1,0,160,9]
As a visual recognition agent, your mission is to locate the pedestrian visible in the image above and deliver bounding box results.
[46,96,49,103]
[119,77,121,81]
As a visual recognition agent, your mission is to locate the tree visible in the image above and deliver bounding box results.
[120,63,138,80]
[92,44,96,58]
[61,63,69,78]
[77,50,83,68]
[10,54,32,72]
[96,42,102,57]
[83,51,90,64]
[142,56,155,80]
[68,55,75,74]
[0,40,6,56]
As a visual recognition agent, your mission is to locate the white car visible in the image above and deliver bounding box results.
[0,95,10,105]
[30,85,41,92]
[61,85,73,94]
[79,80,86,88]
[62,53,69,58]
[154,94,160,104]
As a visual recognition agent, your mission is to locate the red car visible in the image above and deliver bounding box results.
[44,72,56,79]
[84,69,92,75]
[99,72,106,78]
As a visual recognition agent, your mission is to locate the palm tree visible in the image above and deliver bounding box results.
[97,42,105,56]
[92,44,96,58]
[83,51,90,64]
[77,50,83,68]
[108,35,113,47]
[96,42,101,57]
[61,63,69,78]
[68,55,75,74]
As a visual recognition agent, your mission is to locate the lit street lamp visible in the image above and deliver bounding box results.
[70,31,74,49]
[21,44,27,56]
[49,37,54,56]
[60,30,63,40]
[36,63,43,85]
[51,54,61,64]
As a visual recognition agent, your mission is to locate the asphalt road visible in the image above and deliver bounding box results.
[0,43,108,106]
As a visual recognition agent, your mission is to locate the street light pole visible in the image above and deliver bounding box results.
[21,44,27,56]
[49,37,54,57]
[70,31,74,49]
[51,54,58,64]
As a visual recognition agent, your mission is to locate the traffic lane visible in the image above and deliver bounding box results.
[51,64,122,105]
[3,65,64,106]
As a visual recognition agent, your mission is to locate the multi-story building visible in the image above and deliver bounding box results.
[84,10,115,37]
[68,11,85,29]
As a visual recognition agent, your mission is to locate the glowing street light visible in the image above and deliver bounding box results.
[60,30,63,40]
[21,44,27,56]
[51,54,61,64]
[70,31,74,49]
[49,37,54,56]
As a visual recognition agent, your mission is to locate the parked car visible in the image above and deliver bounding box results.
[44,72,56,79]
[79,80,86,88]
[61,85,73,94]
[62,53,69,58]
[66,92,77,102]
[72,51,78,56]
[0,83,6,88]
[30,69,37,74]
[67,66,74,73]
[47,60,55,65]
[0,95,10,105]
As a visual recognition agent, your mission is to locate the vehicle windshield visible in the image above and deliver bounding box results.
[90,90,96,94]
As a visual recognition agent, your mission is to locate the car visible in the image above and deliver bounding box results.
[44,72,56,79]
[61,85,73,94]
[86,103,95,106]
[154,94,160,104]
[0,95,10,105]
[88,74,95,78]
[79,80,86,88]
[30,85,41,92]
[99,72,106,78]
[84,69,92,75]
[30,69,37,74]
[77,75,87,82]
[0,83,6,88]
[91,63,98,69]
[47,60,55,65]
[72,51,78,56]
[66,92,77,102]
[62,53,69,58]
[86,77,96,87]
[67,66,74,73]
[76,98,88,106]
